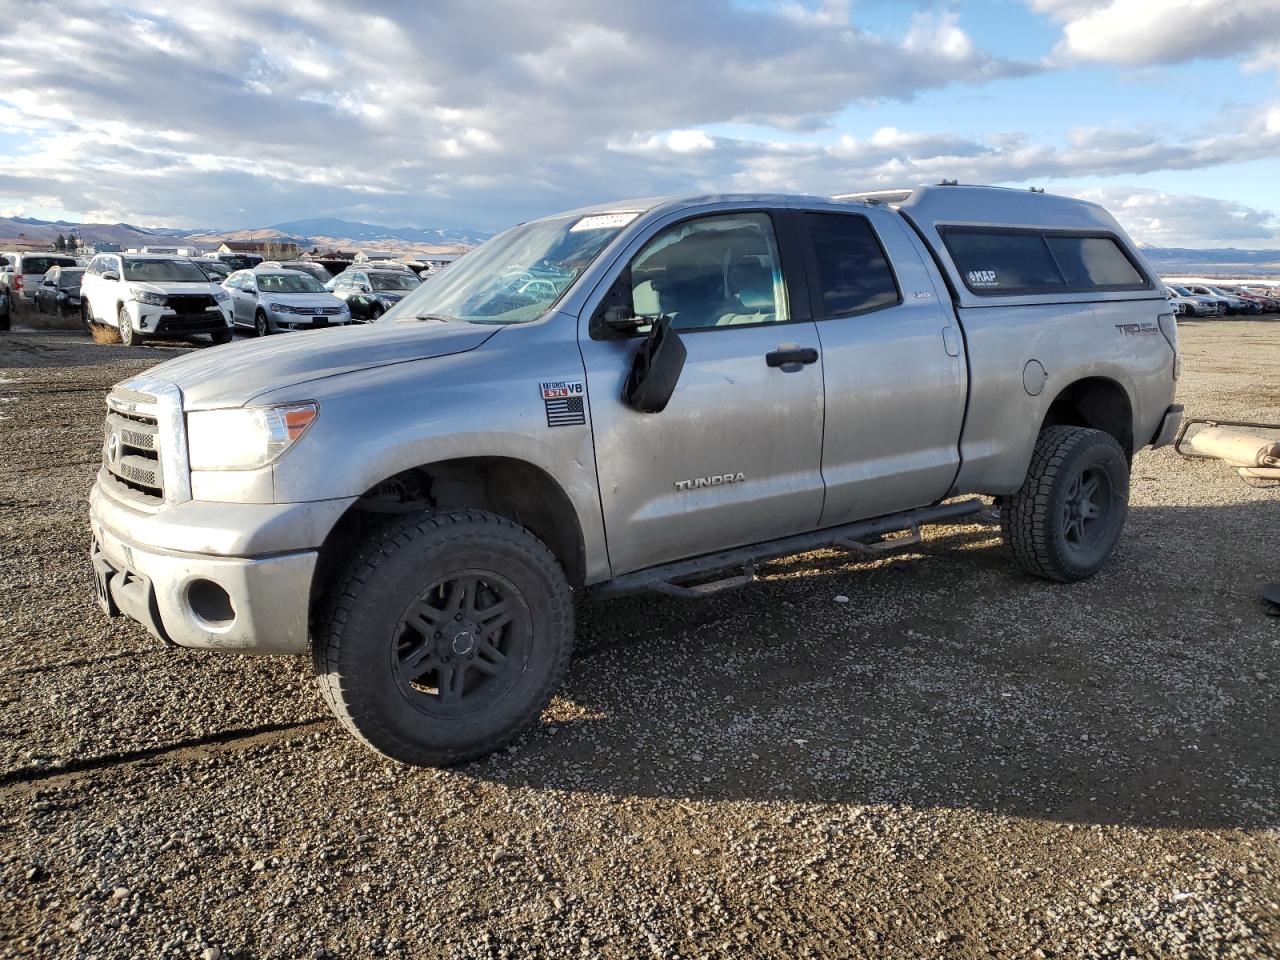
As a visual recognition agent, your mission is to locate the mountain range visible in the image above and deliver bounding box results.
[0,215,489,253]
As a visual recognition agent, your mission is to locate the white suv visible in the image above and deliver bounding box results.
[81,253,234,346]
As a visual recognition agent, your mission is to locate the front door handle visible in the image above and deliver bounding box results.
[765,346,819,368]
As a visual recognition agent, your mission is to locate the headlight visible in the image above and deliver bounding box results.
[131,289,166,306]
[186,402,318,471]
[213,290,229,302]
[268,302,291,313]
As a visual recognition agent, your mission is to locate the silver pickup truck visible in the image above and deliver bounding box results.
[89,185,1183,765]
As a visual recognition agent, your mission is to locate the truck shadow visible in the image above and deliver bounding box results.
[469,500,1280,832]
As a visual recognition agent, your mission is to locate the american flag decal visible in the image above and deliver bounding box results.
[539,380,587,427]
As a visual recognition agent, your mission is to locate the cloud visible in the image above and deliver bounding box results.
[0,0,1031,229]
[1031,0,1280,69]
[1066,187,1280,248]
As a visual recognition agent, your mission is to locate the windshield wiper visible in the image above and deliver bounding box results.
[413,313,456,323]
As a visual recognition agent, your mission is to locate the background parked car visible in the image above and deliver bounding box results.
[1184,283,1260,315]
[1,252,78,319]
[197,259,232,282]
[1167,284,1226,316]
[329,267,421,321]
[33,266,85,319]
[1220,284,1280,313]
[262,259,333,285]
[223,266,351,336]
[213,252,263,272]
[1165,286,1212,317]
[80,253,234,346]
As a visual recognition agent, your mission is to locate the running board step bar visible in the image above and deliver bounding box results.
[593,499,986,600]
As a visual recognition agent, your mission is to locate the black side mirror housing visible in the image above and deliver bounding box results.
[102,271,120,282]
[590,269,642,339]
[623,316,686,414]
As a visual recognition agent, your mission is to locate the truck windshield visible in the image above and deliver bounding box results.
[384,213,634,325]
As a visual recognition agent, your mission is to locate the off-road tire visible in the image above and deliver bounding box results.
[255,311,271,337]
[1002,425,1129,583]
[314,509,574,766]
[118,304,141,346]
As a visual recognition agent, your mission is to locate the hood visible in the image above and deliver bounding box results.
[142,320,500,410]
[133,281,222,296]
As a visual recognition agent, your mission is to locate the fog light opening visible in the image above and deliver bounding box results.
[187,578,235,628]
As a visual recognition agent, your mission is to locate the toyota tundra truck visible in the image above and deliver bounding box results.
[89,185,1183,766]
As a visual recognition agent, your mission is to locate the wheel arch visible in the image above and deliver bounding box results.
[313,455,589,600]
[1040,376,1135,457]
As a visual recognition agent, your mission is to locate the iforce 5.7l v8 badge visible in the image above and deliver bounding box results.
[539,380,587,427]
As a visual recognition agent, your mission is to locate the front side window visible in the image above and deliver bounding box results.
[629,212,788,332]
[803,213,900,318]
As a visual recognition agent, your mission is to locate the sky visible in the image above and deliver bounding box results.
[0,0,1279,247]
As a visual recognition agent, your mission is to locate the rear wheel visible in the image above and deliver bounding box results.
[117,305,142,346]
[1001,426,1129,583]
[314,510,574,766]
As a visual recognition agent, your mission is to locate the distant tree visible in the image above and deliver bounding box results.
[54,234,66,251]
[66,234,78,252]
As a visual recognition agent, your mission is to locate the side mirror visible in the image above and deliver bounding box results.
[622,316,686,414]
[590,269,642,339]
[358,284,372,294]
[102,270,120,281]
[43,279,55,287]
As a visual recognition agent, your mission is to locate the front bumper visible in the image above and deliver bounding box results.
[89,480,356,655]
[1151,403,1184,448]
[134,303,233,336]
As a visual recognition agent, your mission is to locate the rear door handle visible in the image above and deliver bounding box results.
[765,346,819,368]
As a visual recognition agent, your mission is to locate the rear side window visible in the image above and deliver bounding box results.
[22,256,75,275]
[1045,235,1144,287]
[803,213,900,318]
[942,227,1148,295]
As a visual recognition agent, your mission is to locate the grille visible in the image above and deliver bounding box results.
[165,294,218,315]
[104,407,163,502]
[291,305,341,315]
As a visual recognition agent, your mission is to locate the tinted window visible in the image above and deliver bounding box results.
[58,268,84,289]
[943,229,1064,294]
[804,213,899,318]
[630,212,789,332]
[370,272,420,291]
[944,228,1148,295]
[1045,235,1144,288]
[22,256,76,275]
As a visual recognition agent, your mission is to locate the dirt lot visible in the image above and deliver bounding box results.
[0,321,1277,960]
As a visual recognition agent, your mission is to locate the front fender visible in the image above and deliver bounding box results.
[264,319,609,582]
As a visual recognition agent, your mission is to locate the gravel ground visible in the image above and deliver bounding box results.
[0,321,1277,959]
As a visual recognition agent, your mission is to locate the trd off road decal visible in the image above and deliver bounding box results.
[967,269,998,287]
[1114,323,1160,337]
[539,380,587,427]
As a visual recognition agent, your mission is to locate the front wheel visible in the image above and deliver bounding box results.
[209,329,233,345]
[314,510,574,766]
[254,311,271,337]
[117,305,142,346]
[1001,426,1129,583]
